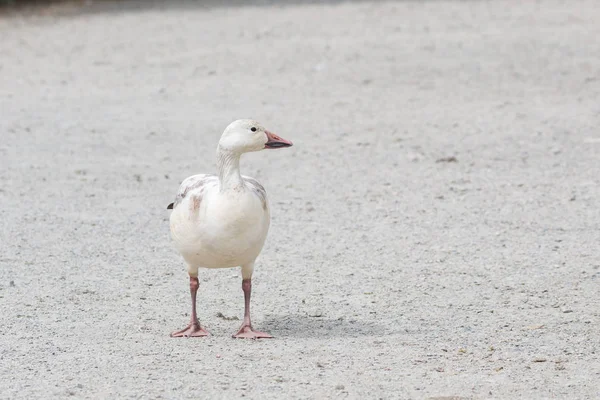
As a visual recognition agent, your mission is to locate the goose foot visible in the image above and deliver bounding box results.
[232,325,273,339]
[170,322,210,338]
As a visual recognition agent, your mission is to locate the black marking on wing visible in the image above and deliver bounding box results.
[167,203,174,210]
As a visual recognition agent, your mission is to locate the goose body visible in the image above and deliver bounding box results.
[167,119,293,339]
[169,174,270,270]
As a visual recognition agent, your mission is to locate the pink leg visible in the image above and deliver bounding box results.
[171,276,210,338]
[233,279,273,339]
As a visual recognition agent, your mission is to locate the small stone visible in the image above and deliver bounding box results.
[533,357,547,363]
[216,312,239,321]
[335,385,345,390]
[436,156,458,163]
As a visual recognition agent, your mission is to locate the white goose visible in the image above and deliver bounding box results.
[167,119,293,339]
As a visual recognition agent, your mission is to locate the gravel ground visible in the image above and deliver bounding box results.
[1,1,600,399]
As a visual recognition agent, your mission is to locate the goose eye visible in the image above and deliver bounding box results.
[251,127,257,132]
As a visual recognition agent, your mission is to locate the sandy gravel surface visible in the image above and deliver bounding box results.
[1,0,600,398]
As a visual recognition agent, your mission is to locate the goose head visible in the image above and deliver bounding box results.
[218,119,293,154]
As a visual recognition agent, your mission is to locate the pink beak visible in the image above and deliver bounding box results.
[264,130,293,149]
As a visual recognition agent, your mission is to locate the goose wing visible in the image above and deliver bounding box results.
[167,174,218,210]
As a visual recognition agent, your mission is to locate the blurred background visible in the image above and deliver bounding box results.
[1,0,599,399]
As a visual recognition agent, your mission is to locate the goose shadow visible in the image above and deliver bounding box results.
[261,314,387,338]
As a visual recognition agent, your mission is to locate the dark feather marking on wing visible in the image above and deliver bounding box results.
[167,203,174,210]
[191,196,201,212]
[244,177,268,210]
